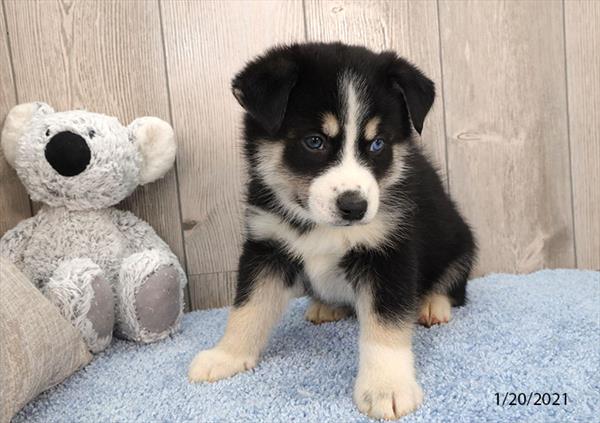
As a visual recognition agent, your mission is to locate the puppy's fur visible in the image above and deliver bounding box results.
[189,43,476,420]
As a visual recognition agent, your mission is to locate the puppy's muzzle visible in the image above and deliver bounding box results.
[336,190,367,221]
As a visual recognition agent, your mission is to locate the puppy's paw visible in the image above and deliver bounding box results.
[354,376,423,420]
[188,348,257,382]
[304,300,351,324]
[418,293,452,327]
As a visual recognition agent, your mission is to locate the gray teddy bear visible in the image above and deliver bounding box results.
[0,102,187,352]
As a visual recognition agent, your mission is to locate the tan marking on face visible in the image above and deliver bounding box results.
[255,141,312,217]
[364,117,381,141]
[321,112,340,138]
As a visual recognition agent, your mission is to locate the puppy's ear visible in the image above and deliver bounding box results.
[232,53,298,135]
[128,117,176,185]
[381,52,435,135]
[1,102,54,167]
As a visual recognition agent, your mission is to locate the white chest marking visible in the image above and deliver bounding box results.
[302,252,354,305]
[247,209,395,305]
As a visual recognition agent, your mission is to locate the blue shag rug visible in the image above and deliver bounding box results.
[15,270,600,422]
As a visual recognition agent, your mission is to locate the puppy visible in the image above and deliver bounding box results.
[189,42,476,420]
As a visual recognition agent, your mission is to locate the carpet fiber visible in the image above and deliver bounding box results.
[15,270,599,422]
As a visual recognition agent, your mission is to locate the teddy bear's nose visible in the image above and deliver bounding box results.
[45,131,91,177]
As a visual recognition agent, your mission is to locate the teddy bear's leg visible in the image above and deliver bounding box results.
[115,249,184,343]
[43,258,115,353]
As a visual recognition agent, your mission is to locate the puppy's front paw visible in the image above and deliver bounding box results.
[188,348,257,382]
[354,376,423,420]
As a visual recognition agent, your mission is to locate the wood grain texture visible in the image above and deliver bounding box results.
[565,0,600,270]
[189,272,237,310]
[3,0,186,262]
[0,4,31,236]
[304,0,448,183]
[161,0,305,274]
[439,0,575,275]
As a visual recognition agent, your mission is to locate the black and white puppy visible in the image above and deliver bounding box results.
[189,43,476,420]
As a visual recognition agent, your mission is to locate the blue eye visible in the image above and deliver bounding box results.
[369,138,385,153]
[303,135,325,151]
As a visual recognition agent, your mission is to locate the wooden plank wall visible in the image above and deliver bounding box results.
[0,3,29,235]
[439,0,575,275]
[564,0,600,270]
[1,0,598,311]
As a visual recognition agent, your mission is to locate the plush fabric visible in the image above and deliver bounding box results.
[13,269,599,422]
[43,258,115,352]
[0,257,92,422]
[0,102,187,352]
[1,102,177,209]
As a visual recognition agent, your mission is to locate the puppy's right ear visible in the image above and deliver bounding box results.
[1,102,54,167]
[232,53,298,135]
[380,52,435,135]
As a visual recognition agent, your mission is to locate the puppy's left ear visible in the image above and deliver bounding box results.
[128,117,176,185]
[381,52,435,135]
[232,51,298,135]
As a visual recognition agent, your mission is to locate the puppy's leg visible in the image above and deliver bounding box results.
[304,299,352,324]
[354,291,423,420]
[189,273,292,382]
[418,293,452,327]
[189,240,296,382]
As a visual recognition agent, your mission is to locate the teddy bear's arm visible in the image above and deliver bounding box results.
[108,208,173,254]
[0,216,39,266]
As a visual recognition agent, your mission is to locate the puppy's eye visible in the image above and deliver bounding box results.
[88,130,96,139]
[369,137,385,154]
[303,135,325,151]
[45,129,51,137]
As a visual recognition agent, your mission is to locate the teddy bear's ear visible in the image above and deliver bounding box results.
[1,102,54,167]
[128,117,176,185]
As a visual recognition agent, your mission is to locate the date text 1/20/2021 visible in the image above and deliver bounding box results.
[495,392,568,406]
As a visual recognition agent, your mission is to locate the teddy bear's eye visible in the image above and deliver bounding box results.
[45,129,50,137]
[88,130,96,139]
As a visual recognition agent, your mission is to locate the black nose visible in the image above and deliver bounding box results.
[45,131,91,177]
[336,191,367,221]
